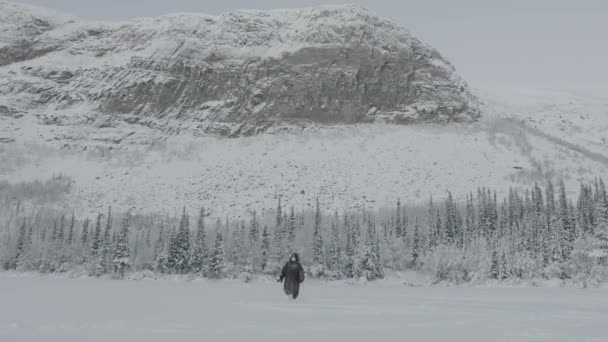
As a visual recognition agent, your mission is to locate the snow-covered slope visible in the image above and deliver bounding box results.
[2,87,607,219]
[0,1,478,137]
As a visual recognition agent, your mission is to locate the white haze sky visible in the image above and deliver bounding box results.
[15,0,608,89]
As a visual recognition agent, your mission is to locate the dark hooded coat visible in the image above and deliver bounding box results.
[279,253,305,299]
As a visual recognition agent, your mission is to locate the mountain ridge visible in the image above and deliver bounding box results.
[0,1,479,139]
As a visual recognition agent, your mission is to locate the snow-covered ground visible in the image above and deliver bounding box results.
[1,273,607,342]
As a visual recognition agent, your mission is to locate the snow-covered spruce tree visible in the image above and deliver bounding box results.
[230,221,247,269]
[145,229,151,249]
[546,180,556,224]
[37,221,54,272]
[569,201,579,239]
[270,197,286,265]
[499,251,509,280]
[343,215,355,278]
[40,223,48,243]
[464,192,475,245]
[168,208,191,274]
[165,225,177,271]
[351,228,365,278]
[456,206,464,248]
[490,191,499,238]
[50,218,57,242]
[489,250,499,279]
[239,221,250,267]
[434,209,443,246]
[550,226,564,264]
[112,213,131,278]
[106,206,113,232]
[287,206,296,251]
[532,183,545,257]
[95,208,113,276]
[593,192,608,265]
[543,180,563,265]
[17,218,38,271]
[312,198,325,268]
[578,184,595,236]
[208,229,226,279]
[411,217,420,267]
[189,207,208,275]
[27,221,34,245]
[402,208,409,242]
[599,178,608,206]
[383,214,407,271]
[249,211,259,244]
[282,212,288,247]
[246,211,260,272]
[569,235,601,286]
[67,213,75,245]
[14,218,27,269]
[81,218,89,247]
[57,214,65,244]
[275,196,283,229]
[355,218,383,280]
[476,188,486,237]
[154,222,169,273]
[38,225,48,243]
[478,188,495,238]
[498,200,507,239]
[236,221,255,274]
[230,222,240,266]
[90,214,102,257]
[372,220,382,270]
[558,180,575,257]
[260,225,270,272]
[327,221,342,277]
[395,198,402,238]
[445,192,457,244]
[426,196,436,250]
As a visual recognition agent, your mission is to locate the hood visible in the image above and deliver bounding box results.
[290,253,299,263]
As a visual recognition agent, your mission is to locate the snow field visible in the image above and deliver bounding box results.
[1,273,607,342]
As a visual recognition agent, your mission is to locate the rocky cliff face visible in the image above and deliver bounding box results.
[0,2,479,137]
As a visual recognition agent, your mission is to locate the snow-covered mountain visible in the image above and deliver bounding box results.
[1,2,607,219]
[0,1,478,139]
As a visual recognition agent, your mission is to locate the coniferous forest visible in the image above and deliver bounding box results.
[1,177,608,285]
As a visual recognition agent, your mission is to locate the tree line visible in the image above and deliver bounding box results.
[1,178,607,284]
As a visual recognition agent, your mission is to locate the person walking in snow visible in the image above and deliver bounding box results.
[278,253,305,299]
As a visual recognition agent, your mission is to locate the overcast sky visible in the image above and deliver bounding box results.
[15,0,608,89]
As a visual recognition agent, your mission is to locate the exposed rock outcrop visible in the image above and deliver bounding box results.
[0,2,479,137]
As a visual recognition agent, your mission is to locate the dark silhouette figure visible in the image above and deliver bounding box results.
[278,253,305,299]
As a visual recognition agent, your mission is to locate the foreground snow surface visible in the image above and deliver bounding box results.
[1,274,607,342]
